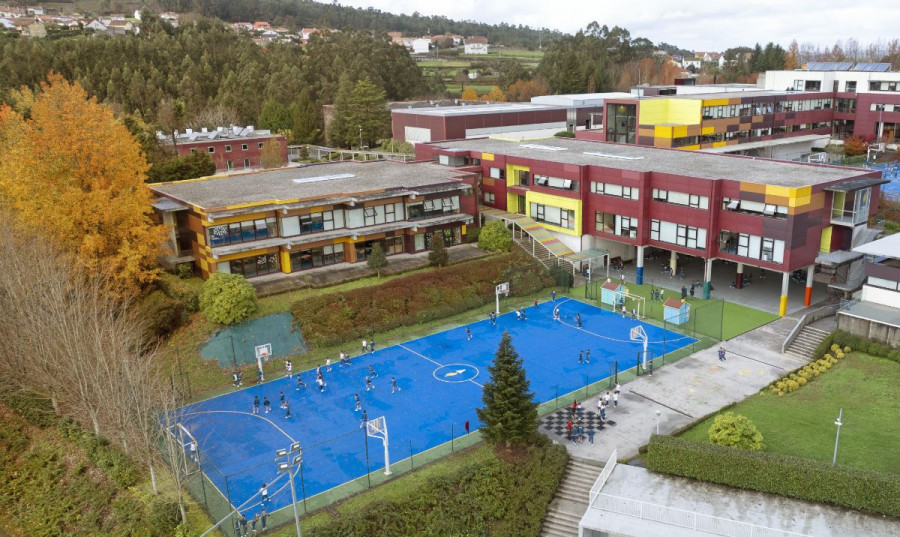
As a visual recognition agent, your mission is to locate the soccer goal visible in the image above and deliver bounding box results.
[166,423,200,475]
[615,289,646,319]
[366,416,392,476]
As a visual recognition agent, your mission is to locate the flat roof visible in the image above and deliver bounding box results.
[699,134,831,153]
[839,301,900,329]
[664,89,823,100]
[531,92,634,106]
[391,102,564,117]
[432,137,872,187]
[853,232,900,257]
[150,161,469,211]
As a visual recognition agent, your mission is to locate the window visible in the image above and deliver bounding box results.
[190,148,197,154]
[228,253,280,278]
[722,197,787,218]
[363,207,377,226]
[650,219,660,240]
[241,144,248,151]
[846,81,857,92]
[595,212,614,234]
[517,169,530,186]
[290,243,344,271]
[489,167,504,179]
[651,219,705,250]
[530,203,574,229]
[591,182,639,200]
[258,142,264,149]
[652,189,708,209]
[208,217,277,247]
[424,227,462,249]
[484,192,495,204]
[721,230,784,263]
[227,160,234,170]
[535,175,575,190]
[384,236,404,255]
[208,147,215,153]
[408,197,459,220]
[300,212,326,233]
[225,145,232,152]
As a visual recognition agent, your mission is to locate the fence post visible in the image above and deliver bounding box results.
[363,427,371,488]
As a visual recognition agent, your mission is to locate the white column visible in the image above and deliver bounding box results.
[779,271,790,317]
[669,250,678,275]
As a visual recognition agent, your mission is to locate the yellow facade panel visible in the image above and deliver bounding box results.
[673,125,688,138]
[480,152,495,161]
[712,141,727,148]
[280,250,292,273]
[740,182,767,194]
[679,145,701,151]
[765,185,792,199]
[819,226,833,253]
[525,191,582,236]
[639,99,669,125]
[701,126,715,135]
[703,98,730,107]
[654,125,674,139]
[789,195,812,208]
[668,99,702,125]
[506,164,530,186]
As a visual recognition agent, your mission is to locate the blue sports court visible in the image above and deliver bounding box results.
[177,298,694,518]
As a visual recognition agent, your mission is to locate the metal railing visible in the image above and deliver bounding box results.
[780,303,840,353]
[590,493,811,537]
[587,449,617,508]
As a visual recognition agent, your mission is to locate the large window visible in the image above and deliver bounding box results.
[223,253,280,278]
[590,182,639,200]
[424,227,462,249]
[719,229,784,263]
[208,217,277,247]
[530,203,575,229]
[489,167,505,179]
[594,212,637,238]
[280,210,343,236]
[534,174,575,191]
[290,243,344,271]
[407,196,459,221]
[606,103,637,144]
[483,192,495,204]
[722,197,788,218]
[650,220,706,250]
[652,189,708,209]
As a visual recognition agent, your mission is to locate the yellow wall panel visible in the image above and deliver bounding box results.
[506,164,530,186]
[765,185,792,199]
[639,99,669,125]
[668,99,702,125]
[673,125,688,138]
[480,152,494,161]
[703,98,730,107]
[679,145,701,151]
[654,125,674,139]
[712,141,727,148]
[789,195,812,208]
[740,182,767,194]
[280,250,292,273]
[525,191,582,236]
[819,226,833,253]
[701,126,715,135]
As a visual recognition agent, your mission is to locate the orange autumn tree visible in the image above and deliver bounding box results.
[460,87,479,101]
[0,74,165,296]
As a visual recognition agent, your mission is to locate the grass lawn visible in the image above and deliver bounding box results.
[678,352,900,474]
[418,60,470,68]
[445,83,497,95]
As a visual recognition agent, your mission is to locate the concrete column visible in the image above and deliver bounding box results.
[669,250,678,275]
[804,264,815,307]
[703,258,713,299]
[162,212,178,254]
[636,245,645,285]
[779,271,790,317]
[735,262,744,289]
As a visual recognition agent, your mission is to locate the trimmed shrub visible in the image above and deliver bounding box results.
[157,273,201,312]
[647,435,900,517]
[428,236,449,267]
[708,413,764,450]
[465,225,481,244]
[554,130,576,138]
[199,273,259,325]
[478,220,513,252]
[293,252,553,347]
[548,265,574,290]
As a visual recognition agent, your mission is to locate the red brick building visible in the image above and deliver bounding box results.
[164,126,289,172]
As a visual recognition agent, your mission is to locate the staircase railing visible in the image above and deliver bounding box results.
[781,303,840,354]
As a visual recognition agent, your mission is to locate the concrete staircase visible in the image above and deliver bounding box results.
[540,458,602,537]
[784,326,830,360]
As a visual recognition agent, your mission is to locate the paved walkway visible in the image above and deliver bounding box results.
[541,307,812,462]
[252,244,488,296]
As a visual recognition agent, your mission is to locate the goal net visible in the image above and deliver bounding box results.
[614,289,645,319]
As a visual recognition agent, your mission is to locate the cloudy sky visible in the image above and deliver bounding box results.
[335,0,896,51]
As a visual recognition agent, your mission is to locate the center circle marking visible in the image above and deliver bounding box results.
[433,363,480,383]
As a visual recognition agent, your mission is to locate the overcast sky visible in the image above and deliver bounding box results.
[335,0,898,51]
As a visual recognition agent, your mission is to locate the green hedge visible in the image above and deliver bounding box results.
[292,252,553,348]
[157,272,201,312]
[307,436,568,537]
[646,435,900,517]
[829,330,900,364]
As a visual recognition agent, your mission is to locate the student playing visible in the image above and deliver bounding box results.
[553,306,560,322]
[369,338,375,352]
[360,409,368,429]
[368,364,378,378]
[576,313,582,328]
[551,290,557,301]
[365,375,375,391]
[279,391,286,409]
[189,440,198,463]
[284,399,292,419]
[326,358,332,372]
[316,376,326,392]
[354,393,361,411]
[391,376,400,393]
[285,360,293,378]
[515,308,522,320]
[263,396,271,414]
[578,350,584,364]
[252,395,260,415]
[296,375,306,390]
[362,339,368,354]
[260,483,270,504]
[466,327,472,340]
[585,349,591,364]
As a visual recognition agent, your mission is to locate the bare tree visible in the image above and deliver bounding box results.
[189,104,241,130]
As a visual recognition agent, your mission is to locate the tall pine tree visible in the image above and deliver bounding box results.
[476,332,538,449]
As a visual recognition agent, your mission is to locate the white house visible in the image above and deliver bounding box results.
[85,19,107,32]
[411,38,430,55]
[464,36,488,54]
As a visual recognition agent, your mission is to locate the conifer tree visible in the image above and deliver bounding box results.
[367,242,388,277]
[477,332,539,448]
[428,234,449,267]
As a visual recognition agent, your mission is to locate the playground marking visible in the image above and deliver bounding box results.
[183,410,297,443]
[398,344,484,388]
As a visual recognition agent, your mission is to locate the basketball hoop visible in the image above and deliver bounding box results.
[495,282,510,315]
[630,326,649,369]
[366,416,391,475]
[254,344,272,382]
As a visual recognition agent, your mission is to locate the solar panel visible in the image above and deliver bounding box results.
[851,63,891,72]
[805,61,853,71]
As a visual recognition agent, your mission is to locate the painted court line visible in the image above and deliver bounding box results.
[558,319,694,345]
[628,390,694,418]
[182,409,297,444]
[397,344,484,388]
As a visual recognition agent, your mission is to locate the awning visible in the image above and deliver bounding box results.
[824,177,890,192]
[853,232,900,257]
[152,198,189,212]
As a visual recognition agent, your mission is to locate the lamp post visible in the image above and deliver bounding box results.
[358,126,363,149]
[276,442,303,537]
[832,408,843,467]
[655,409,661,435]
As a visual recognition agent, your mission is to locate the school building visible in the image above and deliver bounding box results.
[415,137,885,316]
[149,161,477,280]
[160,126,289,173]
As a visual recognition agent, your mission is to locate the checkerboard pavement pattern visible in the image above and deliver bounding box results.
[541,408,616,438]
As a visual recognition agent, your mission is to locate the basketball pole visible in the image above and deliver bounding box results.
[382,424,392,476]
[495,289,500,316]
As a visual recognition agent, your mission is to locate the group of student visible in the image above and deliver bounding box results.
[233,509,267,536]
[566,383,622,445]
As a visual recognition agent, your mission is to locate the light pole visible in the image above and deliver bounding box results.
[655,409,661,435]
[276,442,303,537]
[832,408,843,467]
[358,126,363,150]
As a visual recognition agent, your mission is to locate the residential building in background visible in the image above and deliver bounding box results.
[463,36,488,54]
[150,161,477,279]
[416,136,884,316]
[160,126,288,173]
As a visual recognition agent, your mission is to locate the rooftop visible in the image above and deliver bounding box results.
[853,232,900,258]
[151,161,471,212]
[531,92,634,106]
[431,137,873,187]
[664,89,825,100]
[159,126,276,143]
[392,102,564,117]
